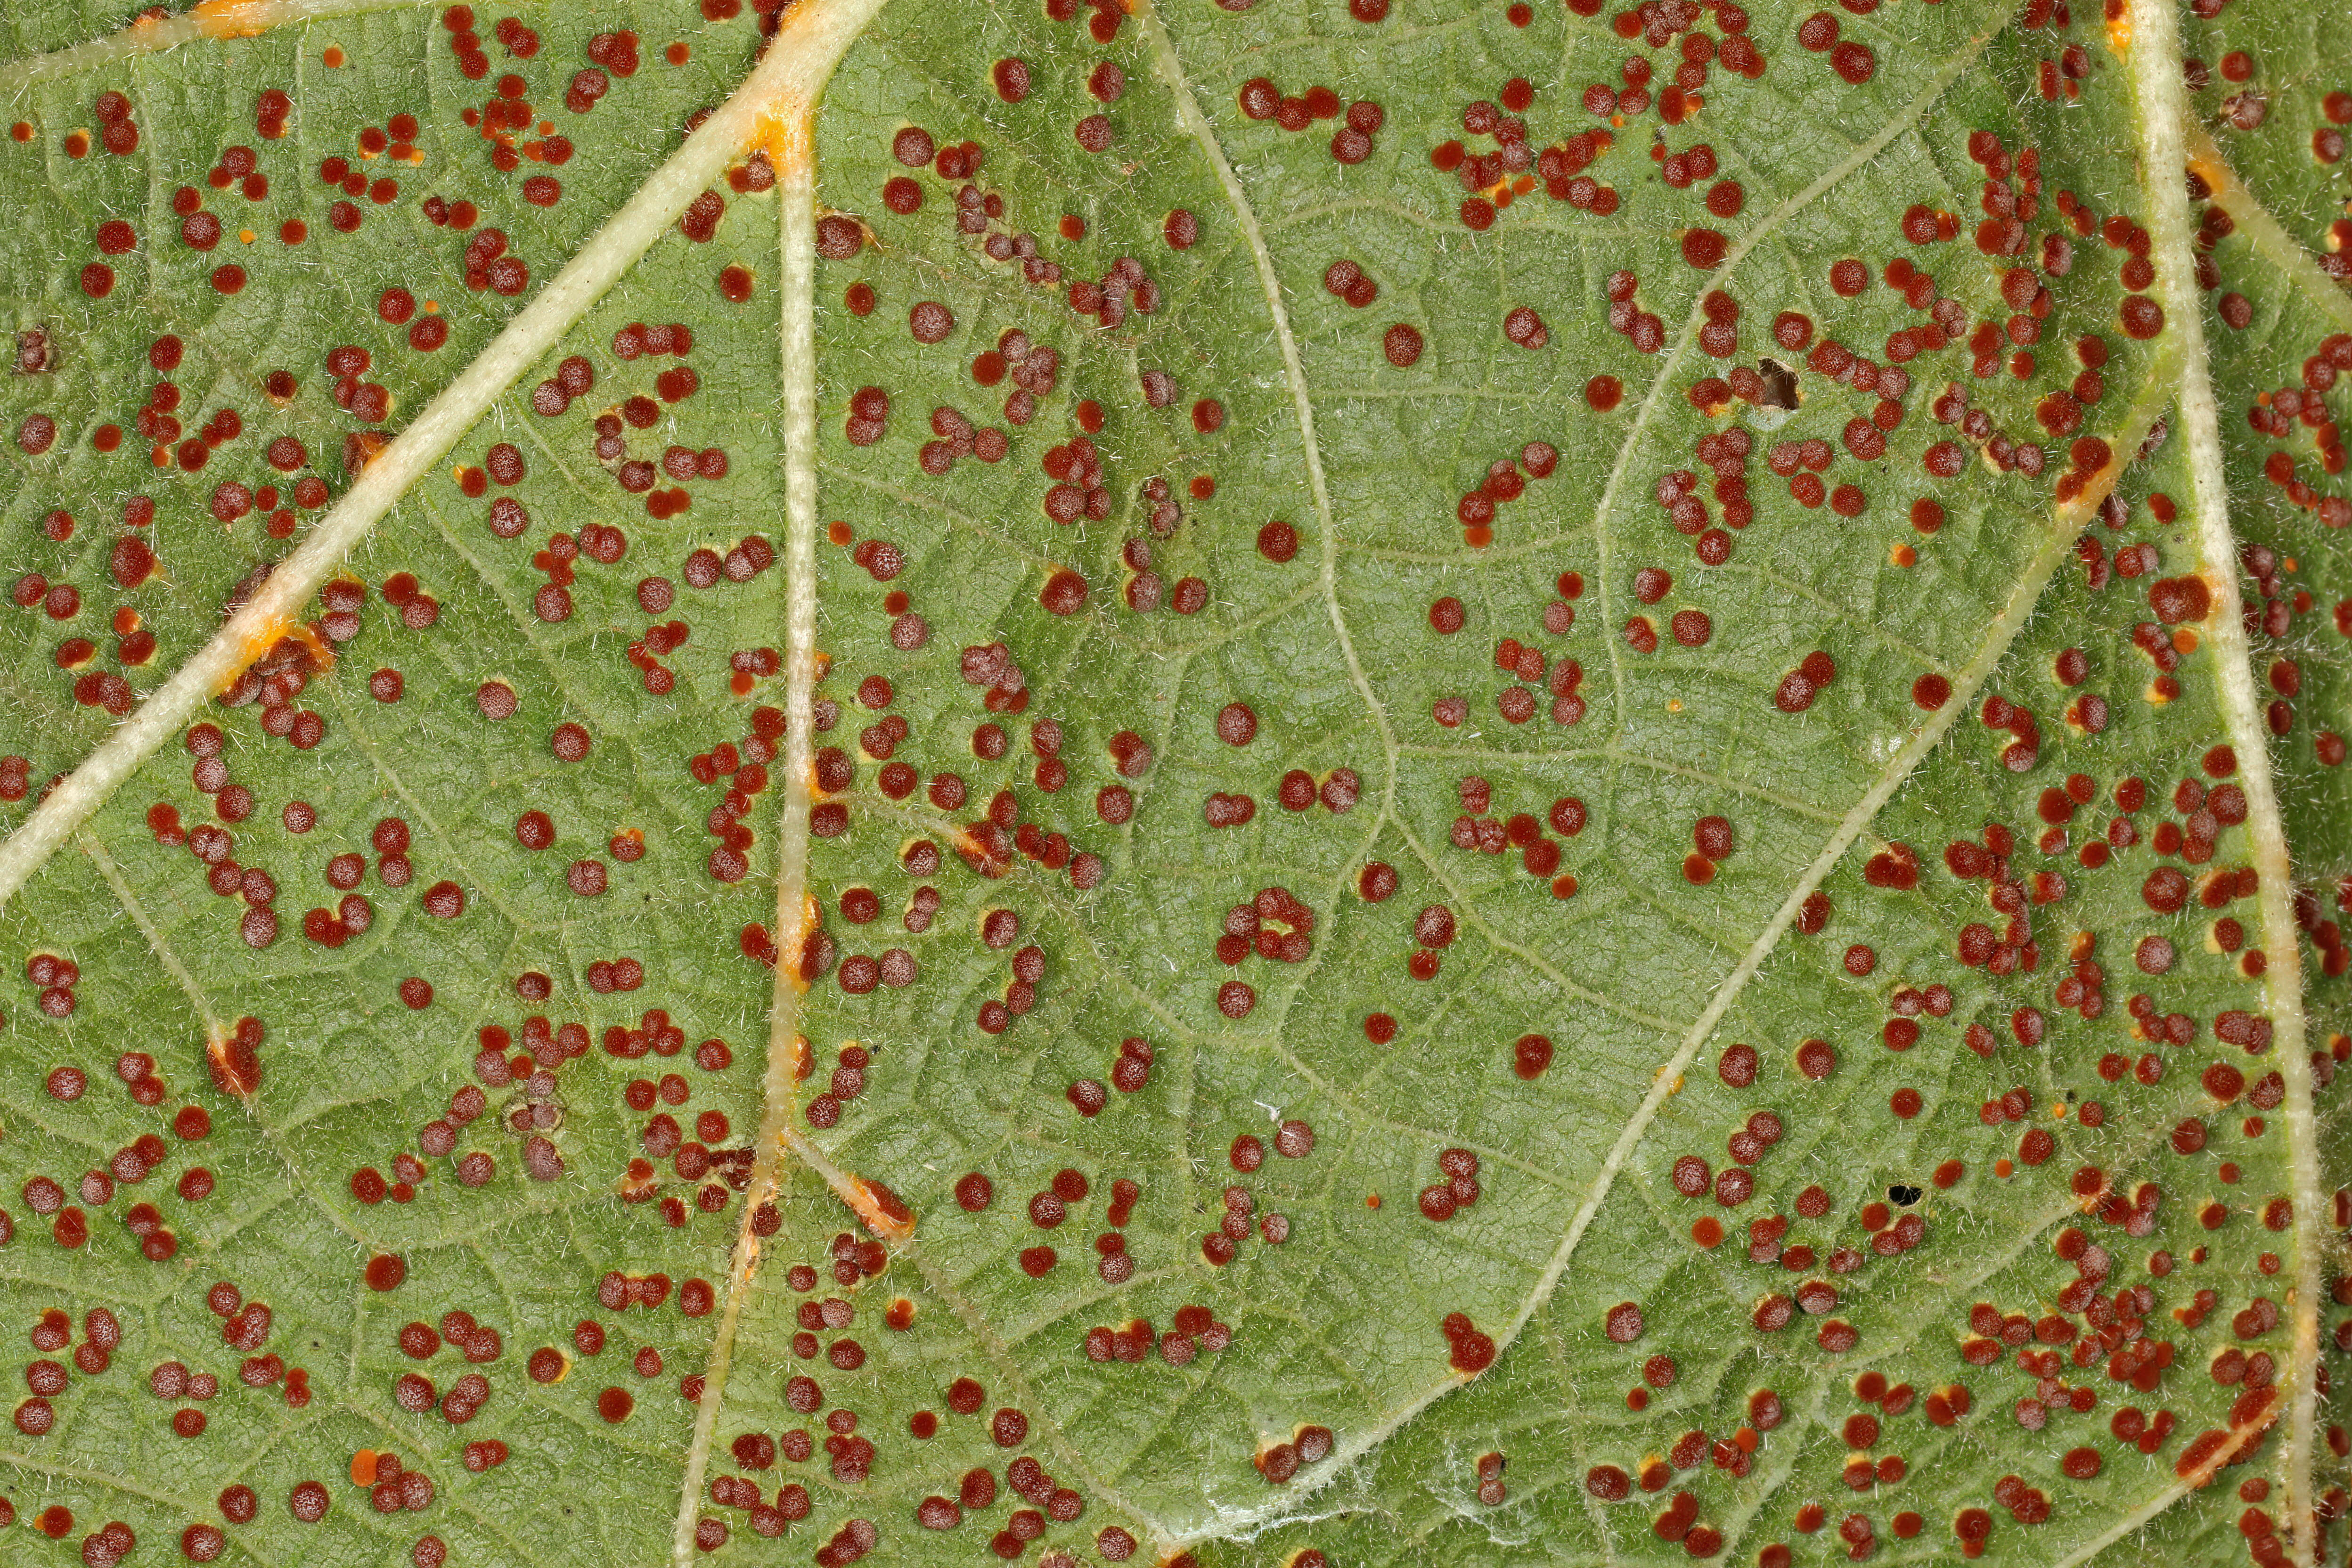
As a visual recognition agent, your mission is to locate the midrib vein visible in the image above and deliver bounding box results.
[2131,1,2322,1554]
[667,102,819,1568]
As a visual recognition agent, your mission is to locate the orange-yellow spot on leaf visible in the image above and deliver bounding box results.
[1994,1158,2015,1177]
[351,1449,379,1486]
[322,45,345,66]
[2104,9,2132,52]
[748,103,813,168]
[1366,1193,1381,1209]
[787,897,818,996]
[238,229,254,244]
[282,621,335,674]
[617,1159,659,1200]
[192,0,271,38]
[206,1022,262,1096]
[215,613,299,694]
[2172,627,2200,654]
[846,1175,915,1240]
[1891,543,1916,567]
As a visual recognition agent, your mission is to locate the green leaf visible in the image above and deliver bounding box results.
[0,0,2345,1562]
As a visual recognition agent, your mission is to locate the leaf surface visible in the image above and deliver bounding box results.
[0,0,2346,1563]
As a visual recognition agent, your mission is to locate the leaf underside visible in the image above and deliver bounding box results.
[0,0,2347,1563]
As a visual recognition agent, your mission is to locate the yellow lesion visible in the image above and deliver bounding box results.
[215,614,335,695]
[784,893,818,995]
[213,613,299,694]
[192,0,274,39]
[205,1033,256,1096]
[952,824,999,868]
[844,1175,915,1240]
[748,101,813,170]
[292,621,335,667]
